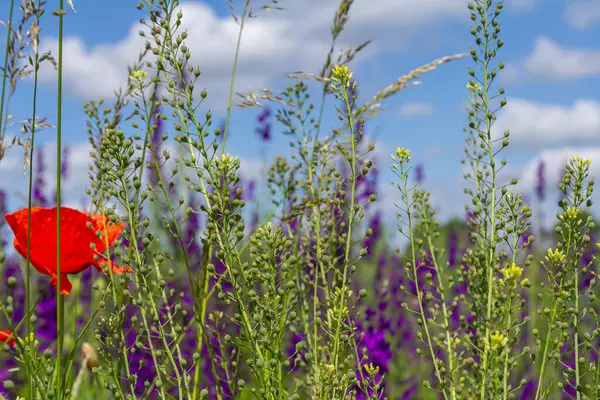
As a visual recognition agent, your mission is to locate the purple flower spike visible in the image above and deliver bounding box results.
[535,160,545,202]
[414,163,424,184]
[256,107,272,142]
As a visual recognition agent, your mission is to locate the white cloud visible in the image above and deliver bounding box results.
[493,98,600,147]
[501,36,600,82]
[524,37,600,80]
[565,0,600,30]
[516,147,600,202]
[506,0,536,12]
[37,0,464,108]
[397,101,435,116]
[498,62,519,84]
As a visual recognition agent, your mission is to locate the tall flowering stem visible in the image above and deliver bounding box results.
[55,0,65,395]
[534,157,595,399]
[392,148,453,400]
[463,1,513,397]
[329,64,370,398]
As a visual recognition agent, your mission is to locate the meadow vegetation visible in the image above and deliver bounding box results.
[0,0,597,399]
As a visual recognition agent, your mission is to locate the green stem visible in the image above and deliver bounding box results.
[573,263,581,400]
[221,2,250,152]
[479,4,499,397]
[536,236,572,398]
[426,236,456,400]
[534,301,559,400]
[330,82,359,399]
[97,193,136,396]
[502,295,513,399]
[404,183,448,400]
[122,194,168,400]
[55,0,65,397]
[502,215,520,399]
[25,16,42,397]
[192,270,210,400]
[26,0,42,333]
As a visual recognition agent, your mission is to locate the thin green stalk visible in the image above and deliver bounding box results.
[502,226,520,400]
[25,17,42,400]
[55,0,65,397]
[573,263,581,400]
[501,295,513,399]
[404,186,448,400]
[121,195,169,400]
[160,4,274,393]
[534,298,560,400]
[426,236,457,400]
[293,85,330,394]
[535,234,571,399]
[0,294,47,389]
[479,4,499,397]
[97,193,136,396]
[144,315,202,397]
[330,82,359,399]
[0,0,15,148]
[192,270,210,400]
[126,83,184,399]
[221,1,250,152]
[158,19,221,398]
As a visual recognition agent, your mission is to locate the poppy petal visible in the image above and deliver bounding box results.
[0,330,16,346]
[4,207,44,250]
[13,238,53,277]
[6,207,127,295]
[92,257,133,276]
[49,273,73,295]
[90,214,125,248]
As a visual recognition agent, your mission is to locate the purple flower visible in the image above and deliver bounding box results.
[535,160,545,201]
[448,229,458,268]
[519,381,536,399]
[400,385,418,399]
[257,107,271,123]
[414,163,424,184]
[36,284,57,348]
[33,148,48,207]
[0,190,6,248]
[287,332,307,371]
[61,146,69,179]
[256,107,272,142]
[53,146,71,201]
[123,305,157,396]
[217,119,228,143]
[356,326,392,400]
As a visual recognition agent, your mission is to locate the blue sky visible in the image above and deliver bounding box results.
[1,0,600,227]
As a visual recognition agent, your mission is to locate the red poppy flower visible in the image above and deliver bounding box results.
[0,330,16,346]
[4,207,132,295]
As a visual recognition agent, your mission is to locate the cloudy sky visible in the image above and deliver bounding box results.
[1,0,600,229]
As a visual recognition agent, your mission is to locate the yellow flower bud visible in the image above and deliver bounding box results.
[500,263,523,281]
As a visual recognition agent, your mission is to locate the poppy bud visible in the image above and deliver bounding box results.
[81,342,100,371]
